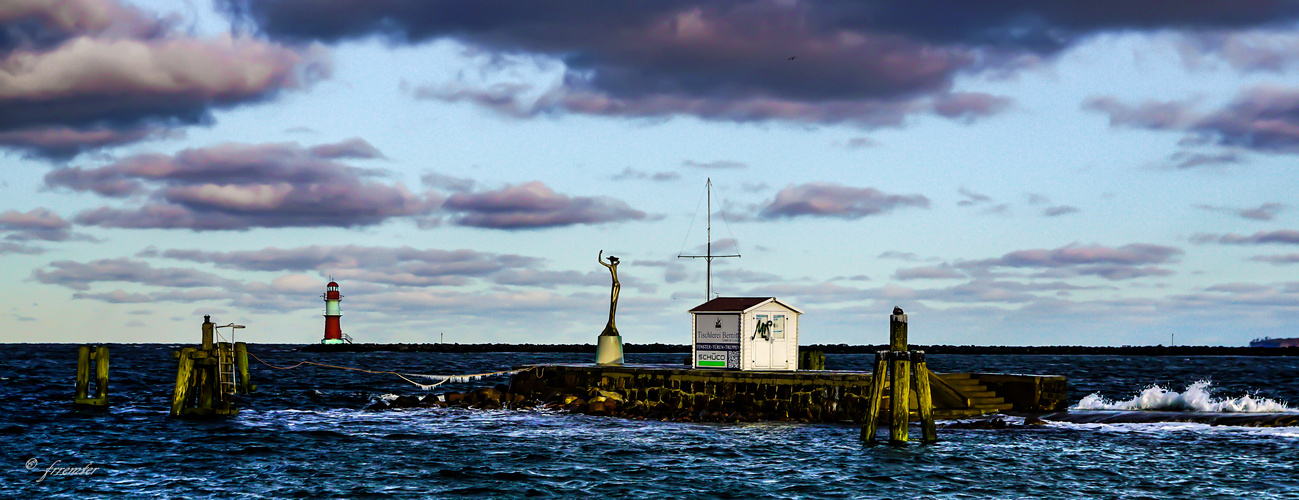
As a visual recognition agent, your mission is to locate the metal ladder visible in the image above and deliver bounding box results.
[217,344,237,397]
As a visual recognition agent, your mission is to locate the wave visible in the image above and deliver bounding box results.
[1072,380,1296,413]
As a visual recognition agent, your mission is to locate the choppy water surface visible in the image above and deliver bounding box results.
[4,345,1298,498]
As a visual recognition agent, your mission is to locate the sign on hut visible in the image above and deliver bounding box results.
[689,297,802,371]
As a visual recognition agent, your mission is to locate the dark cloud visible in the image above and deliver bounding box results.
[0,0,329,160]
[31,258,232,291]
[1195,202,1285,220]
[222,0,1299,126]
[490,269,609,288]
[1195,230,1299,245]
[0,126,181,161]
[443,181,650,229]
[878,251,938,262]
[1164,151,1245,169]
[1087,85,1299,154]
[46,140,438,230]
[759,182,929,219]
[960,243,1183,280]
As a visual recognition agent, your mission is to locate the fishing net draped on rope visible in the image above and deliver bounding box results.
[247,352,532,391]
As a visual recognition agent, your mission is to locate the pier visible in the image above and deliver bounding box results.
[507,364,1065,423]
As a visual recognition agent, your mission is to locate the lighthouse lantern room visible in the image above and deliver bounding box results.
[321,281,349,344]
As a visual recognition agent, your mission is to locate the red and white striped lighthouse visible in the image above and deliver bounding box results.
[321,281,346,344]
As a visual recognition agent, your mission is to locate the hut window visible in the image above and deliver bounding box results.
[772,315,785,339]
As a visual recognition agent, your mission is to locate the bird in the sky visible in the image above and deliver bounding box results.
[787,56,796,60]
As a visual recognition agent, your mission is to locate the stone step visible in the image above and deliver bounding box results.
[970,403,1015,411]
[962,390,997,398]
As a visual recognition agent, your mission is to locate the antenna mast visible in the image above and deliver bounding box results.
[678,178,740,301]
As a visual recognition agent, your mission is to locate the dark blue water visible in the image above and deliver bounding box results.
[4,345,1298,498]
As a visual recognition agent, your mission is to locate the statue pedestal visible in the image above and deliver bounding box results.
[596,335,624,365]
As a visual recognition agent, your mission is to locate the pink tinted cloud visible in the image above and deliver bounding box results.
[443,181,650,229]
[759,182,929,219]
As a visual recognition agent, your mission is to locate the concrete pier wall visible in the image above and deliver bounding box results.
[509,364,1066,423]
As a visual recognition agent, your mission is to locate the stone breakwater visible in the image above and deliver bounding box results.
[366,364,1068,424]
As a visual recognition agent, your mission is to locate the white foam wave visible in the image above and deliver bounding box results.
[1072,380,1297,413]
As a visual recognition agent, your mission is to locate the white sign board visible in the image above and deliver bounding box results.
[694,314,740,369]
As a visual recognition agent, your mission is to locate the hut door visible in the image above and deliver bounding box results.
[752,314,773,369]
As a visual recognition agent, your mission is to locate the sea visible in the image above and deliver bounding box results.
[3,344,1298,499]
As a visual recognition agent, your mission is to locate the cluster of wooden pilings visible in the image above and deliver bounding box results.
[170,315,252,417]
[862,308,937,444]
[73,345,110,408]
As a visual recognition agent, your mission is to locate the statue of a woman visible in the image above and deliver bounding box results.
[598,250,619,337]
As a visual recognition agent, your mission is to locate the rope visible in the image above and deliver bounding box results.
[247,351,532,391]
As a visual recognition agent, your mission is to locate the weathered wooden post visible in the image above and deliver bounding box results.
[913,351,938,443]
[171,315,241,417]
[888,309,910,443]
[862,307,937,444]
[234,342,252,394]
[861,351,888,441]
[172,347,196,416]
[74,345,109,407]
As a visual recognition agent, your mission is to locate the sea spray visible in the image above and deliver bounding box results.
[1072,380,1296,413]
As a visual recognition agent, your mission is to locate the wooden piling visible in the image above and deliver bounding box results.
[93,346,109,401]
[861,351,888,442]
[234,342,251,394]
[75,345,90,401]
[74,345,109,407]
[913,352,937,443]
[887,310,909,443]
[171,347,196,416]
[889,351,910,444]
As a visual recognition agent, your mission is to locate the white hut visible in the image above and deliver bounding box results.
[689,297,803,371]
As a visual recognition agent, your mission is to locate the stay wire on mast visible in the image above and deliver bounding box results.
[677,184,708,258]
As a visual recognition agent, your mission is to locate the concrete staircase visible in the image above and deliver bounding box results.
[931,373,1015,418]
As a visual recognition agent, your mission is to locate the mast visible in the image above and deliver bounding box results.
[678,178,740,301]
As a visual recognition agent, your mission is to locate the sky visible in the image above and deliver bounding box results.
[2,0,1298,346]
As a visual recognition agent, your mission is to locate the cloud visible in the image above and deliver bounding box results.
[226,0,1299,127]
[1043,205,1080,217]
[840,137,877,149]
[611,167,680,182]
[1249,254,1299,265]
[0,208,71,241]
[0,126,181,161]
[894,265,965,281]
[442,181,650,229]
[0,241,45,254]
[759,182,929,219]
[31,258,233,291]
[0,0,330,160]
[1086,85,1299,154]
[1195,230,1299,245]
[421,172,476,192]
[157,245,537,287]
[1195,202,1285,220]
[683,160,746,170]
[956,187,992,206]
[960,243,1183,280]
[306,138,384,159]
[46,140,438,230]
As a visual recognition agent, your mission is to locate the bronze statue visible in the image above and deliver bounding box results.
[598,250,620,337]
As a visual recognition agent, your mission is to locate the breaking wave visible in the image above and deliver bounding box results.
[1072,380,1296,413]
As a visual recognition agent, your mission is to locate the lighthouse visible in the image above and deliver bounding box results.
[321,281,347,344]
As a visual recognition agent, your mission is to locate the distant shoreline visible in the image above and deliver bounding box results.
[296,343,1299,356]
